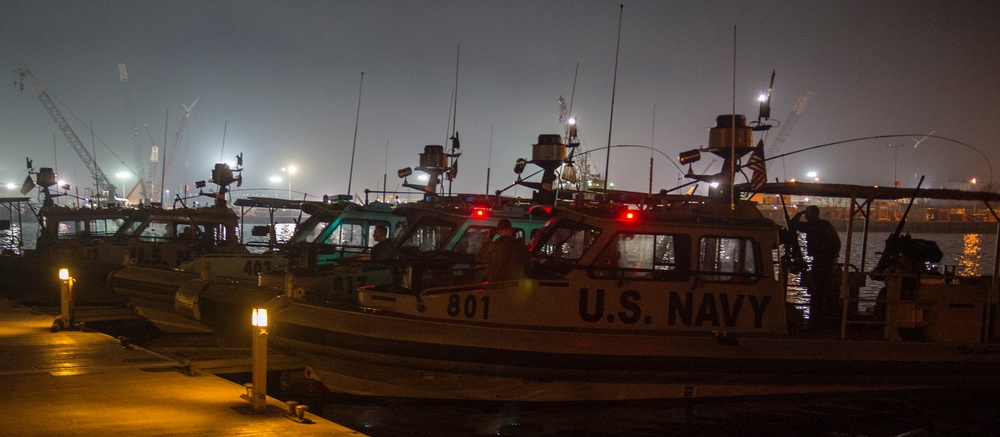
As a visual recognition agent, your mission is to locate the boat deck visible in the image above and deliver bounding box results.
[0,298,364,436]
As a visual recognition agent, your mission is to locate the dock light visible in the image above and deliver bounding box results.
[397,167,412,178]
[54,268,75,331]
[252,308,268,327]
[195,180,207,189]
[247,307,269,413]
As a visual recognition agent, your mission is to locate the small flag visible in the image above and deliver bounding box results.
[20,176,35,195]
[747,139,767,191]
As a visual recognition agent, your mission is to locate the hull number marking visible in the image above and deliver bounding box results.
[448,294,491,320]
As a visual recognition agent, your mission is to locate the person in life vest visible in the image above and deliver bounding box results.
[476,218,529,282]
[790,205,842,328]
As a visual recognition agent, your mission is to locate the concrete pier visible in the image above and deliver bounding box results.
[0,299,364,436]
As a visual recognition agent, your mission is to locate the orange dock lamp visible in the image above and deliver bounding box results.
[55,268,75,331]
[249,307,268,412]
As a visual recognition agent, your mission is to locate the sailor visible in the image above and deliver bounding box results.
[371,225,395,260]
[477,218,529,282]
[790,205,842,328]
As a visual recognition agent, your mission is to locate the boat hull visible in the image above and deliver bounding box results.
[270,297,1000,401]
[107,253,288,333]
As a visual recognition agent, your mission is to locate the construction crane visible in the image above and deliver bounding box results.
[148,98,197,202]
[118,63,149,201]
[17,68,119,199]
[765,91,813,160]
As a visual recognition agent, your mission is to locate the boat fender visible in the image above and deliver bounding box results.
[175,279,209,321]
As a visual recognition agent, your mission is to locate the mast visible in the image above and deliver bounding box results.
[346,72,364,199]
[603,5,624,193]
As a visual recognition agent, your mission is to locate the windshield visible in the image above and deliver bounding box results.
[291,218,330,244]
[399,216,460,253]
[533,220,602,263]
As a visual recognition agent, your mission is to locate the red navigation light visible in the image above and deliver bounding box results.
[622,211,638,221]
[471,208,488,218]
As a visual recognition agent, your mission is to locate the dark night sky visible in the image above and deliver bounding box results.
[2,0,998,201]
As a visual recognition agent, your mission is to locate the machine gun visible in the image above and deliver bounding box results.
[778,190,808,274]
[871,176,943,281]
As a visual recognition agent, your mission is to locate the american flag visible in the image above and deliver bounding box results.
[746,139,767,190]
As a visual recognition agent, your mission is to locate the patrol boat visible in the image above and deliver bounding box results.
[265,115,1000,401]
[0,163,132,304]
[37,157,247,303]
[172,142,544,342]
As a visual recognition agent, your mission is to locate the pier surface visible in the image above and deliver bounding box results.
[0,299,364,436]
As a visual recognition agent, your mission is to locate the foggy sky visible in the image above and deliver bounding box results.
[2,0,998,202]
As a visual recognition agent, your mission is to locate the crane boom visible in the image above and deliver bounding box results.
[119,63,148,201]
[148,98,197,202]
[17,69,118,198]
[765,91,813,159]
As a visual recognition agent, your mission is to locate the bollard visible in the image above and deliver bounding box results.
[250,308,268,413]
[295,404,309,421]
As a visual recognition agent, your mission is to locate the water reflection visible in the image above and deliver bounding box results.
[958,233,983,275]
[0,224,22,255]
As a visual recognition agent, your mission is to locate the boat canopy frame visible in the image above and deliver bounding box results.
[751,181,1000,341]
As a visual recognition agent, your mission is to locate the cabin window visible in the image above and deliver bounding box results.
[535,222,601,262]
[698,236,759,283]
[400,218,457,253]
[453,226,492,255]
[292,221,328,244]
[56,220,86,239]
[364,220,395,249]
[117,219,144,237]
[175,223,197,240]
[590,233,690,280]
[195,223,232,245]
[138,220,171,242]
[323,221,366,251]
[89,218,122,237]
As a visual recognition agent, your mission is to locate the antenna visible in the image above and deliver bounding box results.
[730,25,737,209]
[603,5,624,193]
[486,124,493,196]
[220,120,228,162]
[346,72,364,199]
[382,137,389,203]
[648,103,656,201]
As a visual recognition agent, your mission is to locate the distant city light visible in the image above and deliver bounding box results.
[806,171,818,179]
[971,178,977,184]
